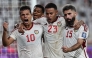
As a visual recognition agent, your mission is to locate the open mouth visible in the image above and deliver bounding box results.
[24,19,29,23]
[24,19,28,21]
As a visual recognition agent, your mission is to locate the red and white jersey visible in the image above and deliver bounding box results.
[33,16,66,58]
[10,23,43,58]
[63,24,89,58]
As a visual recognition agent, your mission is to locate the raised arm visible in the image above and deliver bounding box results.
[2,22,15,46]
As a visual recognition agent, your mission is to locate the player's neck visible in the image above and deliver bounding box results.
[23,22,33,30]
[48,16,58,23]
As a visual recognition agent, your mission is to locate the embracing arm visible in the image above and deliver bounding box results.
[74,20,84,30]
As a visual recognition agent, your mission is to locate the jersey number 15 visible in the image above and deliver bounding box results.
[66,30,73,38]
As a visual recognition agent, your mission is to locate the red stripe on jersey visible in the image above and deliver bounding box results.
[82,24,88,32]
[82,40,88,58]
[84,49,87,58]
[26,22,33,30]
[82,40,86,49]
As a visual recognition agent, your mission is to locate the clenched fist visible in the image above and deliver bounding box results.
[3,22,9,31]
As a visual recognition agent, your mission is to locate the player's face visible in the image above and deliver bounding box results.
[63,9,76,26]
[33,7,43,20]
[45,8,58,23]
[63,9,76,22]
[20,9,32,26]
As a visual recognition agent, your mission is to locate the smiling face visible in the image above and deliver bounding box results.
[20,9,32,26]
[33,7,43,20]
[45,8,58,23]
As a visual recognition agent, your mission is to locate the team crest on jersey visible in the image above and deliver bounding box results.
[57,21,62,27]
[34,30,39,34]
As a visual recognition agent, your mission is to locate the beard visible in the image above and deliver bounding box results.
[65,17,75,27]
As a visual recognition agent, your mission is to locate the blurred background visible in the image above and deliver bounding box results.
[0,0,92,58]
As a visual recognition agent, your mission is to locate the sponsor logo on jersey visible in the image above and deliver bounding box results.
[34,30,39,34]
[82,32,86,38]
[57,21,62,27]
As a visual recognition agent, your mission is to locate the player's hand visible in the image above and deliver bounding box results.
[18,23,25,34]
[74,20,84,30]
[14,23,19,29]
[62,46,71,53]
[3,22,9,31]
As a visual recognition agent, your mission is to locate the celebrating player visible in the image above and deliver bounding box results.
[2,6,43,58]
[62,5,89,58]
[33,3,65,58]
[33,4,44,20]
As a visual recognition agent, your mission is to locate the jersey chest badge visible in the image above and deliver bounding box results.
[57,21,62,27]
[34,30,39,34]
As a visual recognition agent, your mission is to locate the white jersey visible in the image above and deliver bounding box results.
[10,23,43,58]
[33,16,66,58]
[63,24,89,58]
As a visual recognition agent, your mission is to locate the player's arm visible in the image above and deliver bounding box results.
[62,39,84,53]
[2,22,15,46]
[74,20,84,30]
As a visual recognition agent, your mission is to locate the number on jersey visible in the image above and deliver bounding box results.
[26,34,35,42]
[48,25,57,33]
[66,30,73,38]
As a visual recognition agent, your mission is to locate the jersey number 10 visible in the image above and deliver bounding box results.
[26,34,35,42]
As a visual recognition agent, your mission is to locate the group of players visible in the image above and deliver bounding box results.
[2,3,89,58]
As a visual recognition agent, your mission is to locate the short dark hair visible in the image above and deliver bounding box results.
[19,6,31,15]
[35,5,44,13]
[63,5,76,12]
[45,3,57,10]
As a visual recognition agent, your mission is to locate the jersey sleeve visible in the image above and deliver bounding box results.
[10,29,18,40]
[33,17,45,24]
[61,17,66,27]
[78,25,89,40]
[59,17,66,30]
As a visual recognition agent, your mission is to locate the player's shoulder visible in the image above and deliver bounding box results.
[33,23,42,27]
[79,24,89,32]
[37,17,46,20]
[33,17,46,24]
[58,15,64,20]
[33,23,43,30]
